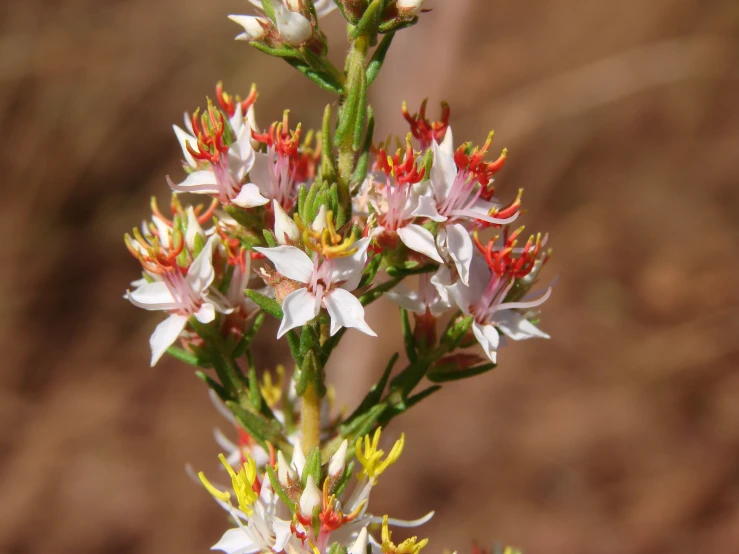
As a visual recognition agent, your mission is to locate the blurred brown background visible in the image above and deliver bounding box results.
[2,0,739,553]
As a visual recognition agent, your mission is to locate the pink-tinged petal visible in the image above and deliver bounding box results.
[411,194,446,222]
[187,236,217,292]
[249,151,272,195]
[167,170,219,194]
[385,283,425,314]
[195,302,216,324]
[277,288,319,338]
[152,215,172,249]
[228,128,255,181]
[431,138,458,200]
[150,314,189,366]
[127,281,177,310]
[444,223,474,285]
[232,182,269,208]
[324,288,376,337]
[254,246,313,284]
[211,527,259,554]
[397,224,443,263]
[471,321,499,363]
[273,199,300,244]
[173,125,198,168]
[494,310,550,340]
[332,237,371,291]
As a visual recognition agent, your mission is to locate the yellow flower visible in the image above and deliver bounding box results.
[198,453,259,515]
[355,427,404,482]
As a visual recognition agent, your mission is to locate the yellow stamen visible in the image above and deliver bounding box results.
[381,515,428,554]
[355,428,405,482]
[296,210,358,258]
[199,453,259,515]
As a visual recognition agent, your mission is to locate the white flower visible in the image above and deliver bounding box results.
[412,128,518,284]
[367,174,443,263]
[168,116,268,208]
[448,255,551,363]
[126,237,230,365]
[255,239,375,338]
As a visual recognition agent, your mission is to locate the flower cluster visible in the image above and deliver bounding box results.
[123,2,553,552]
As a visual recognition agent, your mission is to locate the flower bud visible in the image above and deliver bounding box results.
[397,0,425,15]
[275,5,313,46]
[349,527,369,554]
[328,439,348,477]
[228,15,269,41]
[273,200,300,244]
[277,450,297,486]
[299,475,322,515]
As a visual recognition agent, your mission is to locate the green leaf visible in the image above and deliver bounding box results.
[242,311,266,348]
[331,460,355,497]
[245,290,283,319]
[351,0,383,39]
[195,370,230,401]
[286,330,301,365]
[386,263,437,277]
[400,309,417,363]
[226,400,285,449]
[358,276,403,306]
[285,58,344,94]
[441,315,474,350]
[352,70,368,151]
[263,229,278,247]
[266,464,296,512]
[340,402,387,439]
[366,32,395,86]
[320,105,337,182]
[334,65,363,145]
[302,446,323,488]
[167,346,208,367]
[259,0,276,20]
[350,106,375,188]
[428,362,497,383]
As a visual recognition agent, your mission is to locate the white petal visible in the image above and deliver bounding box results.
[275,5,313,46]
[348,528,369,554]
[331,237,371,291]
[431,138,458,201]
[150,314,189,366]
[187,236,217,292]
[228,15,268,40]
[186,206,205,250]
[127,281,177,310]
[273,200,300,244]
[299,475,322,516]
[438,126,454,156]
[195,302,216,324]
[494,310,550,340]
[324,288,376,337]
[444,223,474,285]
[277,288,319,338]
[167,170,219,194]
[328,440,348,476]
[253,246,313,283]
[312,204,327,232]
[397,224,443,263]
[272,519,293,552]
[173,125,198,168]
[232,182,269,208]
[228,135,256,182]
[411,194,446,222]
[471,322,499,363]
[229,103,244,136]
[212,527,259,554]
[385,283,425,314]
[291,443,306,475]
